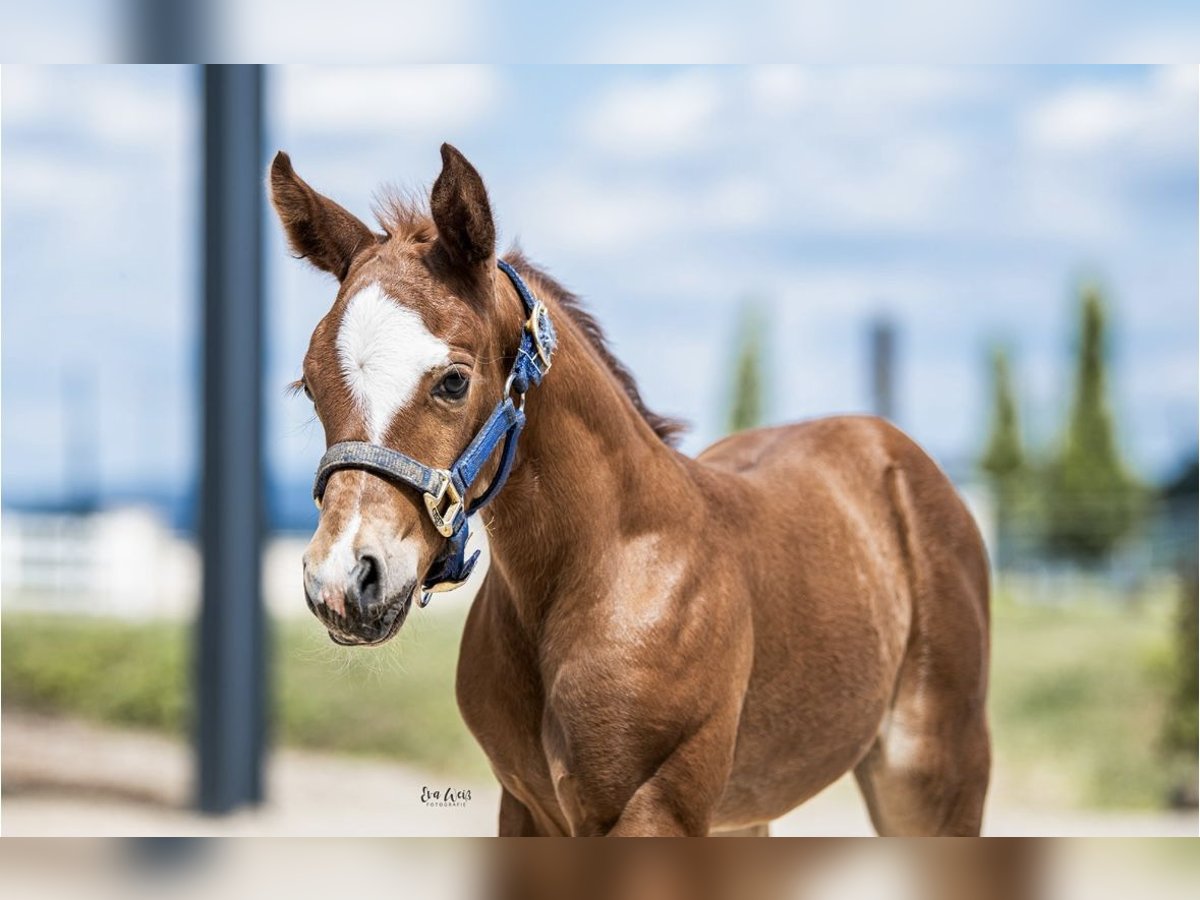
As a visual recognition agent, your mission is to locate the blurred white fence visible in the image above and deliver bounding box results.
[9,480,1183,621]
[2,508,199,618]
[2,506,486,620]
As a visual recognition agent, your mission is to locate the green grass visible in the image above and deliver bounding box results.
[1,614,190,732]
[2,578,1186,808]
[274,613,489,778]
[988,576,1178,809]
[2,608,490,780]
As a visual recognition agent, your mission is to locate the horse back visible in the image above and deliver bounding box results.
[698,414,987,615]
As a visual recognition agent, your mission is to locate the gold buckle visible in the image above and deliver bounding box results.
[526,301,552,371]
[423,473,462,538]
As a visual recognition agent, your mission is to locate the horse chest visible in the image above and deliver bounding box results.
[458,660,576,832]
[457,601,678,833]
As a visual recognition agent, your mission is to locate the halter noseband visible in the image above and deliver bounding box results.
[311,259,556,607]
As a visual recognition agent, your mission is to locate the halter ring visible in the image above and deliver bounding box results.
[503,371,527,412]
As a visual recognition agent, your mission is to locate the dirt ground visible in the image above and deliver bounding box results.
[2,712,1195,837]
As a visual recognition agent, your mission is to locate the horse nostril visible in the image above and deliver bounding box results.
[349,554,382,617]
[302,562,321,605]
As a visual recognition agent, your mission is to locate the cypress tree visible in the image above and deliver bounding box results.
[980,347,1028,560]
[727,301,766,434]
[981,346,1025,487]
[1044,284,1142,562]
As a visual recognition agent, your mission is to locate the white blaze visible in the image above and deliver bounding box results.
[312,510,361,616]
[336,282,451,442]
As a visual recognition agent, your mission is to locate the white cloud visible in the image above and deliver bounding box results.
[577,2,1200,64]
[1011,66,1197,244]
[2,65,53,120]
[704,175,772,227]
[517,172,687,253]
[1014,166,1127,244]
[577,70,725,158]
[570,66,984,240]
[227,0,482,62]
[278,65,503,136]
[513,167,776,260]
[2,67,193,261]
[5,64,1194,494]
[580,1,1035,64]
[746,66,811,114]
[2,152,126,218]
[1024,65,1195,157]
[1,66,189,150]
[815,67,986,117]
[1102,28,1200,64]
[585,19,741,64]
[781,133,970,234]
[0,1,121,63]
[770,0,1026,61]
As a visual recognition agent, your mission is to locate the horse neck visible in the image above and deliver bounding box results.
[479,275,693,619]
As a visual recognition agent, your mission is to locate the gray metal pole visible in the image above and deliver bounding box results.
[197,64,266,814]
[131,0,207,62]
[869,317,896,422]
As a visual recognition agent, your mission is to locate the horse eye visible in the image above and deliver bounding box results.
[437,369,470,401]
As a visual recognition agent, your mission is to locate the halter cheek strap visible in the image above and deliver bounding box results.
[311,259,555,606]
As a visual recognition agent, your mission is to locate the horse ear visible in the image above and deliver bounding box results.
[430,143,495,271]
[268,151,374,281]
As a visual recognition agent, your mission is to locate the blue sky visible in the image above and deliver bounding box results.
[3,2,1200,62]
[2,65,1197,510]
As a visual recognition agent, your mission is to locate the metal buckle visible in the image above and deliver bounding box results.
[526,301,552,372]
[423,472,462,538]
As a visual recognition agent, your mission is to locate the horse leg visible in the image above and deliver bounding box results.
[852,689,990,836]
[855,464,991,836]
[605,777,708,836]
[498,786,543,836]
[596,722,737,837]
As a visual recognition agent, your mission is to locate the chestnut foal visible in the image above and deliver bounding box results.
[271,144,991,836]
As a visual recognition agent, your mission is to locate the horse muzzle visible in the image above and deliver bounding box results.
[303,550,416,646]
[324,594,412,646]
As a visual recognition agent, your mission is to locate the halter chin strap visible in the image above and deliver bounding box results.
[312,259,556,606]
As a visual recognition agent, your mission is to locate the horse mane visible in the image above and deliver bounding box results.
[371,191,686,447]
[505,252,687,447]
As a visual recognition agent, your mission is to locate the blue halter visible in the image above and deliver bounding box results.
[312,259,556,607]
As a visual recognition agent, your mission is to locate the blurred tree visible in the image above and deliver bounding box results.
[727,301,766,434]
[1162,557,1199,806]
[1043,284,1144,562]
[1159,460,1198,807]
[979,347,1029,565]
[980,347,1025,485]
